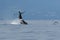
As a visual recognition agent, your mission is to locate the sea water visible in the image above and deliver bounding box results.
[0,20,60,40]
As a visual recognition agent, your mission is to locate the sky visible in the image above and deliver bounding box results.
[0,0,60,20]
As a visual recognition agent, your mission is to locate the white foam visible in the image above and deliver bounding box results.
[10,19,20,25]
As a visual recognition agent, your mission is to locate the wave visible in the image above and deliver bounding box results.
[0,19,20,25]
[0,19,60,25]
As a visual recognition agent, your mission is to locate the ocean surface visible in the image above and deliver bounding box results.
[0,20,60,40]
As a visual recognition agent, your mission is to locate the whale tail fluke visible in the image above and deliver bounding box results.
[18,11,28,25]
